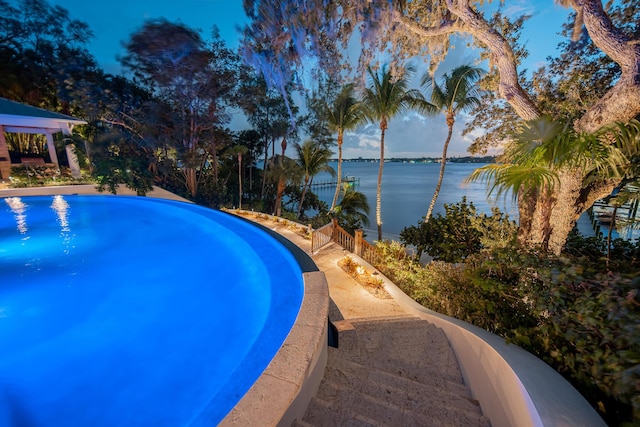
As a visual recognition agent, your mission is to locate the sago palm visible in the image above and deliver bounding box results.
[422,64,484,223]
[295,139,335,218]
[362,64,434,241]
[325,83,365,211]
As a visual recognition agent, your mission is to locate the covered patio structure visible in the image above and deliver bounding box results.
[0,97,87,181]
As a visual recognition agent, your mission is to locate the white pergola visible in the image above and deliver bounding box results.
[0,97,87,181]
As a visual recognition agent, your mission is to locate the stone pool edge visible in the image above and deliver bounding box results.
[219,271,329,426]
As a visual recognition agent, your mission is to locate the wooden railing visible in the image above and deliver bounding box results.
[311,221,334,254]
[311,218,381,265]
[357,237,380,266]
[333,220,354,252]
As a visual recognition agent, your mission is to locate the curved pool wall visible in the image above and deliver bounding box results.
[0,193,307,426]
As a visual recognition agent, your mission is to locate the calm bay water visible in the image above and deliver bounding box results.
[314,161,517,240]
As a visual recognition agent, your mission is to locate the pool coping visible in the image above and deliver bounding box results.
[1,185,331,427]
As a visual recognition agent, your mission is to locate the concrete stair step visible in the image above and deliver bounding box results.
[300,397,345,426]
[368,353,466,390]
[303,394,405,427]
[344,314,425,325]
[328,343,465,389]
[320,349,479,414]
[335,317,455,359]
[364,371,482,416]
[304,383,491,427]
[303,317,492,427]
[332,315,430,352]
[324,346,463,390]
[318,362,480,417]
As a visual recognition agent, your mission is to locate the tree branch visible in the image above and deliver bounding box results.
[575,0,640,132]
[392,10,463,38]
[444,0,541,121]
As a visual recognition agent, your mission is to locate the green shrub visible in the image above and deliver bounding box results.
[400,197,517,262]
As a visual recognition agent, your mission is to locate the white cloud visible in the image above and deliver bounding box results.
[339,111,474,159]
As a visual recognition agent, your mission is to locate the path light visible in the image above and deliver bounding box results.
[356,266,366,276]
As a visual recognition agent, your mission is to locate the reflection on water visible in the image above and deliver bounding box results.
[50,195,73,254]
[2,195,76,253]
[51,195,70,231]
[5,197,28,235]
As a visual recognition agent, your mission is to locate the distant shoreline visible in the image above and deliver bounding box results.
[339,156,496,164]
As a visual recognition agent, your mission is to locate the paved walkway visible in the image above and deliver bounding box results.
[237,215,408,320]
[236,214,490,427]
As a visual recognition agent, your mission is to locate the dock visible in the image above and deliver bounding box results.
[587,198,640,240]
[310,176,359,189]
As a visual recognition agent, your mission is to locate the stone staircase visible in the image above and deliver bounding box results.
[294,315,491,427]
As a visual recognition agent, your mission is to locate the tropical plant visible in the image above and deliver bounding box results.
[265,154,302,217]
[91,131,154,196]
[302,78,338,150]
[361,64,431,241]
[324,83,365,210]
[467,117,640,252]
[400,197,517,262]
[294,139,335,218]
[334,185,370,235]
[421,65,484,223]
[121,20,240,198]
[239,75,300,199]
[226,144,248,209]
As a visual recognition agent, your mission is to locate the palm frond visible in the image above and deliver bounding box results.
[466,163,559,201]
[513,116,566,146]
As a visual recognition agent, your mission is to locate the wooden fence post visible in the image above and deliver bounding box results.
[354,229,363,257]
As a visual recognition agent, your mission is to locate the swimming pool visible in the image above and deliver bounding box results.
[0,195,304,426]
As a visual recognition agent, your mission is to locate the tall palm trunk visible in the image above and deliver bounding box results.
[425,115,454,223]
[261,137,269,199]
[525,169,586,254]
[184,167,198,198]
[297,174,310,218]
[275,176,285,216]
[331,132,344,210]
[376,119,387,241]
[237,153,243,209]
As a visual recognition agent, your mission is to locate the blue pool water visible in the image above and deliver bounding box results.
[0,195,304,426]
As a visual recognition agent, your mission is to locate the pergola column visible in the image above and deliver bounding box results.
[65,143,81,178]
[45,133,59,165]
[0,125,11,180]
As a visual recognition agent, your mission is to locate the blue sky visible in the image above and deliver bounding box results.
[51,0,570,158]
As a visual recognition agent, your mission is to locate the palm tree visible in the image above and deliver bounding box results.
[421,65,484,224]
[227,145,249,209]
[295,140,335,218]
[265,154,303,217]
[361,64,434,241]
[325,83,365,210]
[335,184,370,229]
